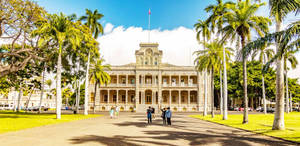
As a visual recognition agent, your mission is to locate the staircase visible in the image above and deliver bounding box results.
[136,104,159,113]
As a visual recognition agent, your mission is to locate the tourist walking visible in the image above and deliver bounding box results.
[110,107,114,119]
[161,108,166,125]
[166,107,172,125]
[115,106,120,118]
[151,107,155,119]
[147,106,152,124]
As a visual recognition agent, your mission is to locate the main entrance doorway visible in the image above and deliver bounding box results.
[145,90,152,104]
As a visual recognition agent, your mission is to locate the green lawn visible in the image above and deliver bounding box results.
[190,112,300,143]
[0,111,101,134]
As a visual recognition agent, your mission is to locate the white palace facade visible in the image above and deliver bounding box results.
[88,43,212,112]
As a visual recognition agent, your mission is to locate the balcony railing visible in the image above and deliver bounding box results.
[100,83,135,87]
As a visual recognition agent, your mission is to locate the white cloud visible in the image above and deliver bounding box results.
[103,23,114,34]
[288,52,300,80]
[97,25,200,66]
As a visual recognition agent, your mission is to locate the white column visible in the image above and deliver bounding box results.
[188,75,190,86]
[126,75,128,86]
[152,91,155,105]
[179,75,181,86]
[158,71,162,112]
[135,73,140,109]
[116,75,119,86]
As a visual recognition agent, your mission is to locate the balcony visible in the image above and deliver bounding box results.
[100,83,135,87]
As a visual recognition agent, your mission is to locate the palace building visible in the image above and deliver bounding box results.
[88,43,212,112]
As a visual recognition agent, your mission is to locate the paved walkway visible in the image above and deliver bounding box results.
[0,112,296,146]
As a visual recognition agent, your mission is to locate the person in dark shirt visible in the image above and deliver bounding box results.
[161,108,166,125]
[165,107,172,125]
[151,107,155,119]
[147,106,152,124]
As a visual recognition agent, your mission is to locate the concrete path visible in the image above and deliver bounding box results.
[0,112,296,146]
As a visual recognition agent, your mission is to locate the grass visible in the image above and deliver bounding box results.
[190,112,300,143]
[0,111,102,134]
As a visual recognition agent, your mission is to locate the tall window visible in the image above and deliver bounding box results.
[131,95,135,102]
[181,96,185,102]
[172,96,176,102]
[104,95,108,102]
[163,96,167,102]
[113,95,117,102]
[122,95,125,102]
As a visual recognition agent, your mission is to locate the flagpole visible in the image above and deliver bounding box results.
[148,8,151,43]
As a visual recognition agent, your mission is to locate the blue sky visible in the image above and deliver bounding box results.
[35,0,300,79]
[36,0,214,30]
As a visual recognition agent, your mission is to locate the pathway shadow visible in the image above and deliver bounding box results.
[69,129,291,146]
[69,135,174,146]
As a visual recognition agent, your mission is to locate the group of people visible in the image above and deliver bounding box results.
[147,106,172,126]
[109,106,120,119]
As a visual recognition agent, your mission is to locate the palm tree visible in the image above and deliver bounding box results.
[89,58,111,113]
[222,0,270,124]
[80,9,104,115]
[251,44,274,114]
[33,13,81,119]
[194,40,232,118]
[269,0,299,130]
[284,51,298,113]
[205,0,234,120]
[194,20,211,116]
[244,20,300,130]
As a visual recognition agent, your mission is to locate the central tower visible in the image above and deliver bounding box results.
[135,43,163,67]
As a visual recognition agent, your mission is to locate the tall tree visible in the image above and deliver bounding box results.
[89,59,111,113]
[270,0,300,130]
[222,0,270,124]
[251,44,274,114]
[205,0,234,120]
[33,13,81,119]
[194,20,211,116]
[284,50,298,113]
[80,9,104,115]
[244,20,300,130]
[194,40,232,118]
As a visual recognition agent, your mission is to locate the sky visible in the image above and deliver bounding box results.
[34,0,300,79]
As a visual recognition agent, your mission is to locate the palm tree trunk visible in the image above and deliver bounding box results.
[220,69,223,115]
[211,67,214,118]
[290,92,292,112]
[38,68,45,114]
[262,56,267,114]
[25,87,34,111]
[56,50,62,119]
[223,46,228,120]
[285,70,289,113]
[203,69,208,116]
[84,51,91,115]
[242,36,248,124]
[93,82,97,113]
[272,20,285,130]
[17,87,23,112]
[75,58,80,114]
